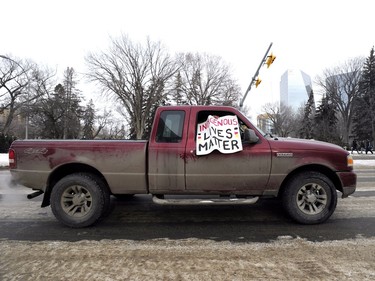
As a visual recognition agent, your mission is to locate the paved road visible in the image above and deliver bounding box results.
[0,167,374,243]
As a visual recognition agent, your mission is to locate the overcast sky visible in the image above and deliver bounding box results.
[2,0,374,119]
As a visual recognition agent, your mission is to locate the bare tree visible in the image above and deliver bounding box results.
[1,55,56,137]
[0,55,32,135]
[95,111,127,140]
[262,102,297,137]
[174,53,240,106]
[85,35,178,139]
[79,105,118,140]
[315,57,364,144]
[92,109,111,139]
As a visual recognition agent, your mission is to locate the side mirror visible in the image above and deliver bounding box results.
[243,128,259,144]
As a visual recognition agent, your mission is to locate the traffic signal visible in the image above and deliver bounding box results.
[255,78,262,88]
[265,53,276,68]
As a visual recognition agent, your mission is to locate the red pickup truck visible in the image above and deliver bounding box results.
[9,105,356,227]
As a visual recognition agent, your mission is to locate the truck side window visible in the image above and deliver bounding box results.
[156,111,185,143]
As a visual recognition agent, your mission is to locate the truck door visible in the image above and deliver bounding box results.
[185,109,272,194]
[148,109,190,193]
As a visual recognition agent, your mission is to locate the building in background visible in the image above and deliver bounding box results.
[257,113,274,135]
[280,69,313,110]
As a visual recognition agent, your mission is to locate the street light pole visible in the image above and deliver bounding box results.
[239,42,273,108]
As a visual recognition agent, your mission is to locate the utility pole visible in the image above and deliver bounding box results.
[239,42,275,108]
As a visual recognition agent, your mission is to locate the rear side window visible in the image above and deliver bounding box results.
[156,111,185,143]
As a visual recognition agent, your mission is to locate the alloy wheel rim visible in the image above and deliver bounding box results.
[61,185,92,217]
[296,183,328,215]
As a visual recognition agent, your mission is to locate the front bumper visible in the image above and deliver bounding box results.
[337,171,357,198]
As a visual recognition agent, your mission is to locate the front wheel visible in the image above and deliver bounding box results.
[51,173,109,228]
[282,172,337,224]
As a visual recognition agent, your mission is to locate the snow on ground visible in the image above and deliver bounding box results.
[0,152,374,280]
[1,237,375,280]
[1,153,375,167]
[355,159,375,167]
[0,153,8,167]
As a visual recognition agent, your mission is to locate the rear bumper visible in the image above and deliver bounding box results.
[337,171,357,198]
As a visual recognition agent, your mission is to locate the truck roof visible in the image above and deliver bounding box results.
[157,105,239,111]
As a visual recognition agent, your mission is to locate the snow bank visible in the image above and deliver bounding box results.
[354,159,375,167]
[0,153,8,167]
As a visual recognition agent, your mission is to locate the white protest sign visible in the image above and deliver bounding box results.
[196,115,243,156]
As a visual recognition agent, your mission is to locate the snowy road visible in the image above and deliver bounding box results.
[1,157,375,280]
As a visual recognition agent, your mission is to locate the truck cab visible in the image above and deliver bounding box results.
[148,106,271,195]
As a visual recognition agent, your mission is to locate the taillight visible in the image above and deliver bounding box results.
[8,149,16,169]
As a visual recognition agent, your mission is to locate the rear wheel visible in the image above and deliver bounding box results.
[282,172,337,224]
[51,173,109,228]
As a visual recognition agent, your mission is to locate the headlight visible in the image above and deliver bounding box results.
[347,154,353,168]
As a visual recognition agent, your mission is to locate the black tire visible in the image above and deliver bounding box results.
[89,174,112,219]
[51,173,109,228]
[282,171,337,224]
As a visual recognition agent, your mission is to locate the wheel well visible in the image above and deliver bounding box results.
[277,164,342,198]
[41,163,109,207]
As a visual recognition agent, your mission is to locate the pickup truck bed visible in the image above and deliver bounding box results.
[10,140,148,194]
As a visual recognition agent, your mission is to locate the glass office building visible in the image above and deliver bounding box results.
[280,69,312,110]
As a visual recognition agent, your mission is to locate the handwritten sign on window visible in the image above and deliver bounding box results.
[196,115,243,155]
